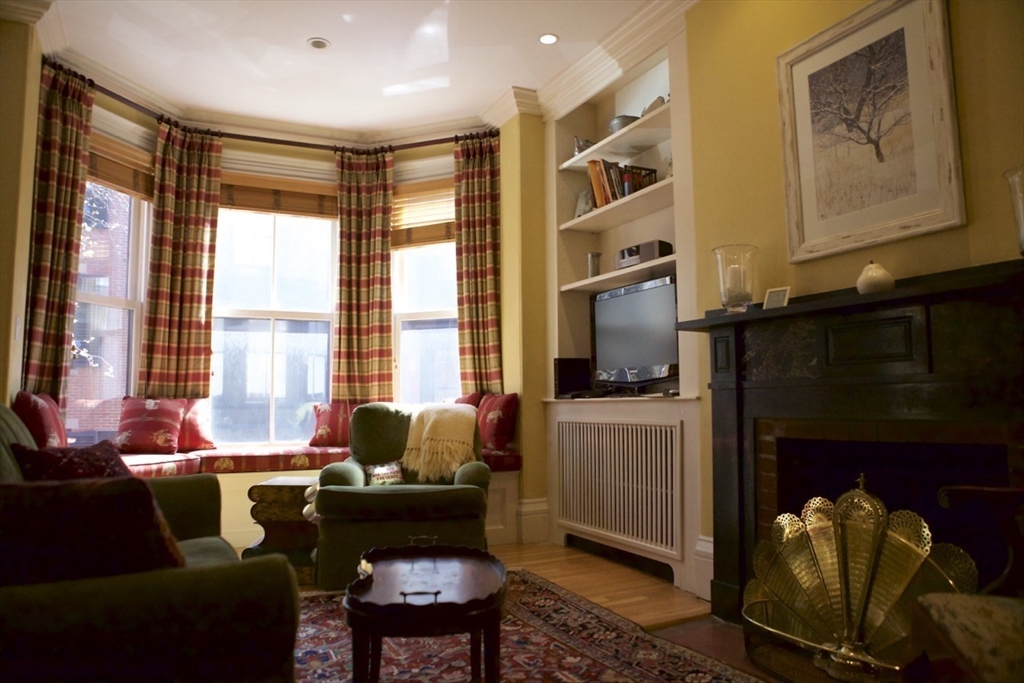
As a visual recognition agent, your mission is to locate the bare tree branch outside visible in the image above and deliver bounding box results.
[808,28,915,221]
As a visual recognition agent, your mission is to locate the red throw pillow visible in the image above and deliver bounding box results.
[12,391,67,449]
[0,477,185,586]
[11,440,131,480]
[455,392,482,407]
[477,392,518,451]
[114,397,187,454]
[178,398,215,452]
[310,401,353,447]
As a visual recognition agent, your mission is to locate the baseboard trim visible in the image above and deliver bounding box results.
[693,535,714,601]
[518,497,549,544]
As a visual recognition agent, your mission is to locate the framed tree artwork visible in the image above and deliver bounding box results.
[778,0,965,262]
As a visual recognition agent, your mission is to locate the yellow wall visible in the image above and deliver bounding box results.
[685,0,1024,536]
[0,20,41,402]
[500,114,548,503]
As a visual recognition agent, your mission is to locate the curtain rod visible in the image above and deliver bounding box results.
[92,82,466,153]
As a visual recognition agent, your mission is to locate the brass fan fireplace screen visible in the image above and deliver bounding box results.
[742,477,977,682]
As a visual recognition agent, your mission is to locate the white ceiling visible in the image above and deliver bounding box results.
[30,0,653,143]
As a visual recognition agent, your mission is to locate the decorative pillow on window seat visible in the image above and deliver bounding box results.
[0,476,185,586]
[114,397,188,454]
[309,401,355,447]
[12,391,67,449]
[178,398,216,452]
[11,441,131,480]
[477,392,518,451]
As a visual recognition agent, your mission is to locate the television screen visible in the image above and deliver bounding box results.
[592,276,678,387]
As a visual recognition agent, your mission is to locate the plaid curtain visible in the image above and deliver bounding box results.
[138,120,222,398]
[454,132,503,393]
[22,61,94,403]
[333,147,394,403]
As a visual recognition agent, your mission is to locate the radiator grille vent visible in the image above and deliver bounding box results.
[557,421,680,553]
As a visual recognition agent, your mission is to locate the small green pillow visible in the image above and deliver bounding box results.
[363,461,404,486]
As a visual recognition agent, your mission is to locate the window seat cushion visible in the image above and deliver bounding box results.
[120,452,202,478]
[194,446,351,475]
[481,449,521,472]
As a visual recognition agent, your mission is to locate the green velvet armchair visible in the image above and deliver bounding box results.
[0,403,300,682]
[313,402,490,590]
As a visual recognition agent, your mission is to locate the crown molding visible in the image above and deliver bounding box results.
[537,0,692,122]
[480,86,542,128]
[0,0,51,25]
[91,106,156,151]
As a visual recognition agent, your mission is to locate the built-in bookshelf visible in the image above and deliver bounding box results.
[552,60,675,360]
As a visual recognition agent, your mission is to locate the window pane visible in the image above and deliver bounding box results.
[214,209,274,310]
[393,242,457,312]
[65,302,132,445]
[398,318,460,404]
[78,182,131,298]
[274,214,333,312]
[273,319,330,442]
[211,318,271,442]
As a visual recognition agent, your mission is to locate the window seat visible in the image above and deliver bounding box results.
[123,447,522,479]
[120,446,352,479]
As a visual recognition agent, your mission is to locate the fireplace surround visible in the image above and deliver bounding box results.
[677,260,1023,621]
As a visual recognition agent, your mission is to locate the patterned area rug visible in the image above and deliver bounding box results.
[296,568,760,681]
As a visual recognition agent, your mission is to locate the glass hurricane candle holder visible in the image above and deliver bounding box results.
[713,244,757,313]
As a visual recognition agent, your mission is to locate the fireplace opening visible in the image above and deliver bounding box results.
[775,438,1010,588]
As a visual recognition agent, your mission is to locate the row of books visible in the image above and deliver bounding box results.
[586,160,658,208]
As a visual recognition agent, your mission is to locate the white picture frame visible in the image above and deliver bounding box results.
[763,286,791,310]
[777,0,965,263]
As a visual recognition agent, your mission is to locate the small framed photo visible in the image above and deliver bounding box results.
[763,286,791,309]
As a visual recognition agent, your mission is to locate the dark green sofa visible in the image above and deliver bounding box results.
[313,402,491,590]
[0,403,300,682]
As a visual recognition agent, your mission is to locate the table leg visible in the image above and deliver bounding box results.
[484,617,501,683]
[351,626,368,683]
[470,628,482,682]
[369,634,383,683]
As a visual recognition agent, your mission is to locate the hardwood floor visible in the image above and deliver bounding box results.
[489,542,709,630]
[490,542,779,682]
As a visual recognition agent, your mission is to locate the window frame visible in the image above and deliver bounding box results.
[212,207,338,445]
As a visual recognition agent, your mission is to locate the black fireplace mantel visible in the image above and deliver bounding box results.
[677,259,1024,621]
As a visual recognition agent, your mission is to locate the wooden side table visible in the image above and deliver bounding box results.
[344,545,507,683]
[241,475,318,585]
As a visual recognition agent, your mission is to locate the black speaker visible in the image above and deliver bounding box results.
[554,357,591,397]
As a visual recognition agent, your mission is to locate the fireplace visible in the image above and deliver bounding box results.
[677,260,1024,621]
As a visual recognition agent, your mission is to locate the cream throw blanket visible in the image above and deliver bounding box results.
[401,403,478,482]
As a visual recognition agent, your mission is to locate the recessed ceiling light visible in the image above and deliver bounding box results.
[307,37,331,50]
[539,33,558,45]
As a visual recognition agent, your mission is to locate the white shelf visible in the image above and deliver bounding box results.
[559,102,672,171]
[560,255,676,293]
[560,177,674,234]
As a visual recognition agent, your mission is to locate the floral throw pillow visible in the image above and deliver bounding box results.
[477,392,519,451]
[11,440,132,480]
[363,461,404,486]
[114,397,187,454]
[12,391,67,449]
[309,401,354,447]
[178,398,216,452]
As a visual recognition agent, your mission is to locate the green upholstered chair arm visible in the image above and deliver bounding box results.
[146,473,222,541]
[320,460,365,487]
[0,403,34,483]
[454,461,491,491]
[0,554,299,683]
[315,484,487,521]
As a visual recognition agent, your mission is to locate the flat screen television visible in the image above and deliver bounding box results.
[591,275,678,389]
